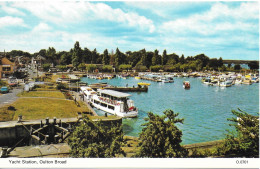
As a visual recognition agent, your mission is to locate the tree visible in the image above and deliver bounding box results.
[162,49,167,65]
[8,50,31,58]
[152,49,160,66]
[219,109,259,157]
[42,63,51,72]
[86,64,97,72]
[114,48,125,67]
[68,117,125,157]
[78,63,86,72]
[83,47,92,63]
[150,65,162,72]
[90,48,97,64]
[118,64,132,71]
[179,54,185,64]
[57,65,67,72]
[208,58,219,70]
[38,49,47,57]
[60,53,71,65]
[72,41,82,68]
[248,61,259,70]
[136,110,188,157]
[140,49,148,67]
[102,65,113,72]
[46,47,57,65]
[218,57,223,67]
[102,49,110,65]
[234,64,241,71]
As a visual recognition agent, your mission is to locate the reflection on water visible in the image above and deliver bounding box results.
[81,77,259,144]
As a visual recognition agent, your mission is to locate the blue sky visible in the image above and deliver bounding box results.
[0,1,259,60]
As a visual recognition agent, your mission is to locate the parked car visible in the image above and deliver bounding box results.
[0,86,9,94]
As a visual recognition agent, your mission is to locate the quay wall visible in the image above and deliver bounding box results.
[0,117,122,147]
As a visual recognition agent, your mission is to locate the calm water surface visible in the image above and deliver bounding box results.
[81,77,259,144]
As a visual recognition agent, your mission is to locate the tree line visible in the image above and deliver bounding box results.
[5,41,259,72]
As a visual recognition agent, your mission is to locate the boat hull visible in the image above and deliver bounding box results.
[92,102,138,118]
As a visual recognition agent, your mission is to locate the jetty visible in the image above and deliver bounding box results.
[88,83,149,92]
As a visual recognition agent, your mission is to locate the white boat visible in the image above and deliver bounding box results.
[162,76,174,83]
[203,77,211,85]
[235,79,242,85]
[80,87,138,118]
[218,80,233,87]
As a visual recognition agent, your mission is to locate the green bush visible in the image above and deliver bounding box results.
[134,65,147,72]
[56,83,68,90]
[86,64,97,72]
[218,109,259,157]
[102,65,113,72]
[136,110,188,157]
[150,65,162,72]
[119,64,132,71]
[68,117,125,157]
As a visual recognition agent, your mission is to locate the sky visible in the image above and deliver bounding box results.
[0,1,259,60]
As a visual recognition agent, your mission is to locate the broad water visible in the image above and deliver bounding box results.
[80,77,259,145]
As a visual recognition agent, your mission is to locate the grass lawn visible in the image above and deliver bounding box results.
[17,91,65,98]
[51,74,69,82]
[11,98,89,120]
[0,106,15,121]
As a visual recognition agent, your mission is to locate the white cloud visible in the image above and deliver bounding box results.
[160,2,258,35]
[0,16,27,28]
[1,5,26,16]
[125,1,187,18]
[11,1,155,33]
[32,22,51,32]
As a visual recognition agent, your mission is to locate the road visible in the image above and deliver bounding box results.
[0,87,23,107]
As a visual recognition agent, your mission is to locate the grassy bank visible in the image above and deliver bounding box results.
[17,91,65,98]
[11,98,87,120]
[0,88,91,121]
[0,106,16,121]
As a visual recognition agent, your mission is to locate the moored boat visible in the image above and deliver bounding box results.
[218,80,233,87]
[183,81,190,89]
[80,87,138,118]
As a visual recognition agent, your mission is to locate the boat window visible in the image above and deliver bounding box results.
[108,105,115,110]
[94,100,100,104]
[101,103,107,107]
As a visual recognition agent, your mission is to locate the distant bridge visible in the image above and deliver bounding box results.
[223,60,259,65]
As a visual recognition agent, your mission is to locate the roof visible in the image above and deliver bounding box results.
[98,89,131,98]
[1,57,15,65]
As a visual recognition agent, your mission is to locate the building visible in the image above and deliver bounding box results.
[31,55,46,70]
[0,57,16,79]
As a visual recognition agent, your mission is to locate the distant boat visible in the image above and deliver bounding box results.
[183,81,190,89]
[135,76,141,80]
[203,77,211,85]
[162,76,174,83]
[242,79,252,85]
[137,82,150,86]
[235,79,242,85]
[219,80,233,87]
